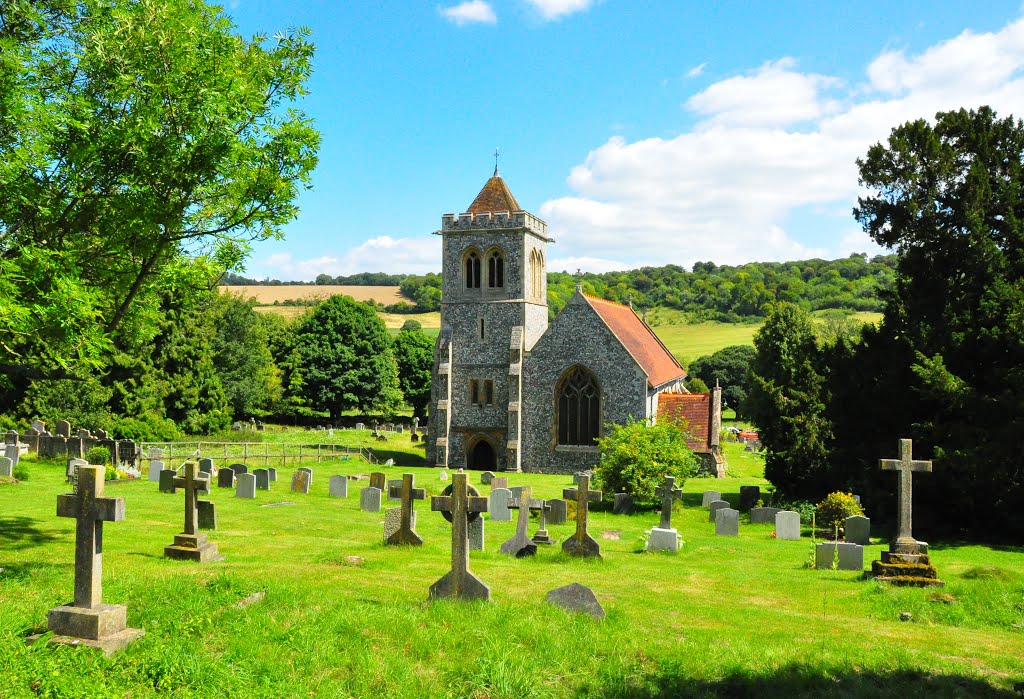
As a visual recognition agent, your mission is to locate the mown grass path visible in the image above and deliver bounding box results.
[1,435,1021,697]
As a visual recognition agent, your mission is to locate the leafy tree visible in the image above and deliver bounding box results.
[595,419,698,506]
[746,303,832,499]
[0,0,319,385]
[212,293,281,417]
[392,328,434,420]
[293,296,401,421]
[400,319,423,332]
[688,345,756,417]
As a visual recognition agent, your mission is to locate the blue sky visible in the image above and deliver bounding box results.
[225,1,1024,279]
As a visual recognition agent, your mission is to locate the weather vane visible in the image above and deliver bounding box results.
[493,147,500,176]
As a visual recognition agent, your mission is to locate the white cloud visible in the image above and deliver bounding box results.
[540,15,1024,270]
[524,0,593,21]
[439,1,496,26]
[548,255,630,274]
[686,62,707,78]
[260,237,441,280]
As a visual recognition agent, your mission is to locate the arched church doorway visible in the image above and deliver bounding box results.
[467,439,497,471]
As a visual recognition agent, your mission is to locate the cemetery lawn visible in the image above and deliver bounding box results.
[2,446,1022,698]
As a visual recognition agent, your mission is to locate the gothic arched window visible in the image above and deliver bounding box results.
[487,250,504,288]
[556,366,600,446]
[464,249,481,289]
[531,250,544,299]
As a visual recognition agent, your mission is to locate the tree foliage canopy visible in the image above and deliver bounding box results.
[688,344,756,417]
[595,419,698,506]
[392,328,434,420]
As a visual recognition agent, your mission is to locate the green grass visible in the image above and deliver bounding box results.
[1,431,1022,698]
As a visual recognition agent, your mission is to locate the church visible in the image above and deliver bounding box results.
[426,169,724,476]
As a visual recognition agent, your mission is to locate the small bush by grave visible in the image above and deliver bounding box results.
[815,492,864,537]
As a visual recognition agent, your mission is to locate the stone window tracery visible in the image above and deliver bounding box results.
[556,366,600,446]
[487,250,504,288]
[464,249,481,289]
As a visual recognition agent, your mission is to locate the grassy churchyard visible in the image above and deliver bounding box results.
[1,430,1022,698]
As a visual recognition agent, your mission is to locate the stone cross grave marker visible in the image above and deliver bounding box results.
[500,485,539,557]
[164,462,219,562]
[36,465,144,653]
[429,472,490,601]
[649,475,683,553]
[880,438,932,553]
[532,498,554,545]
[562,474,603,559]
[386,473,426,546]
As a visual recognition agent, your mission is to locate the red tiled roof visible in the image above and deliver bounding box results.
[467,175,521,214]
[583,294,686,388]
[658,393,712,452]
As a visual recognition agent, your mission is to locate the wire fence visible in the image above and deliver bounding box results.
[137,442,379,468]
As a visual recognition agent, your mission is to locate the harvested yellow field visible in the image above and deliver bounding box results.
[219,285,408,306]
[378,311,441,329]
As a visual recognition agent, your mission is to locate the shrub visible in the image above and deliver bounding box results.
[595,418,698,506]
[815,491,864,535]
[12,462,29,481]
[86,446,111,466]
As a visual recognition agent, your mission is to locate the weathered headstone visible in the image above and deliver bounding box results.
[360,486,383,513]
[0,456,12,478]
[480,471,495,485]
[31,419,46,434]
[385,474,426,545]
[268,467,277,482]
[546,498,568,525]
[701,490,722,507]
[55,420,71,438]
[546,583,605,620]
[291,470,310,494]
[235,472,256,499]
[159,468,177,493]
[197,500,217,530]
[488,487,513,521]
[217,468,235,489]
[468,513,485,551]
[708,499,730,522]
[562,475,603,559]
[253,469,270,490]
[297,466,313,486]
[739,485,761,510]
[750,507,782,524]
[648,475,683,553]
[429,473,490,601]
[490,476,508,490]
[387,478,402,502]
[31,466,144,654]
[67,458,87,490]
[501,486,540,557]
[715,508,739,536]
[775,510,801,540]
[612,493,634,515]
[229,463,248,475]
[164,462,220,562]
[816,542,864,571]
[148,447,163,459]
[383,507,417,543]
[369,472,386,491]
[329,475,348,498]
[198,458,214,475]
[148,460,164,483]
[845,515,871,545]
[439,470,449,481]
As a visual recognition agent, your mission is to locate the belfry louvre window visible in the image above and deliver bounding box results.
[465,251,481,289]
[557,367,600,445]
[487,251,504,288]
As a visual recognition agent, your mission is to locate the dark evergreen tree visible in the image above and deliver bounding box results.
[688,344,756,417]
[392,328,434,420]
[212,293,280,417]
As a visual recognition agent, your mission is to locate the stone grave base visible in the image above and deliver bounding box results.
[429,569,491,602]
[531,529,555,545]
[164,533,222,563]
[30,603,145,656]
[647,527,679,553]
[871,542,943,586]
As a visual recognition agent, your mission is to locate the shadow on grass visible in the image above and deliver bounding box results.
[363,447,428,467]
[928,540,1023,554]
[0,517,62,551]
[587,664,1021,698]
[0,561,69,582]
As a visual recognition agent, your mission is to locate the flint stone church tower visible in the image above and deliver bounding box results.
[427,168,724,476]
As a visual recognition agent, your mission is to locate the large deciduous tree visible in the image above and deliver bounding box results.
[392,327,433,420]
[0,0,319,386]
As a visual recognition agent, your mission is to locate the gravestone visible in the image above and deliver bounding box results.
[229,463,248,475]
[55,420,71,438]
[355,422,365,430]
[164,462,220,562]
[268,468,277,482]
[562,475,603,559]
[546,583,605,620]
[648,475,684,553]
[509,485,525,499]
[32,465,144,654]
[67,458,88,488]
[198,500,217,530]
[708,499,730,522]
[501,486,540,557]
[572,470,593,485]
[235,473,256,499]
[360,486,383,513]
[4,443,20,465]
[159,469,177,494]
[715,508,739,536]
[468,514,485,551]
[532,497,555,545]
[480,471,495,485]
[775,511,801,540]
[31,419,45,433]
[0,456,12,478]
[148,447,163,459]
[845,515,871,545]
[816,542,864,571]
[386,474,426,545]
[871,439,942,586]
[750,507,782,524]
[291,470,310,494]
[148,460,164,483]
[490,476,508,490]
[411,433,419,442]
[439,470,449,481]
[297,467,313,486]
[217,468,235,488]
[701,490,722,507]
[369,472,387,491]
[387,478,402,502]
[253,469,270,490]
[329,475,348,498]
[612,493,634,515]
[429,473,490,601]
[546,499,568,525]
[383,507,417,543]
[739,485,760,510]
[198,458,214,475]
[489,488,513,521]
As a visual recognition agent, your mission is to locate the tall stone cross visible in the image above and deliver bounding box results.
[173,462,209,537]
[562,474,603,559]
[655,475,683,530]
[387,473,426,546]
[880,438,933,552]
[56,465,125,609]
[430,472,490,601]
[500,485,540,557]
